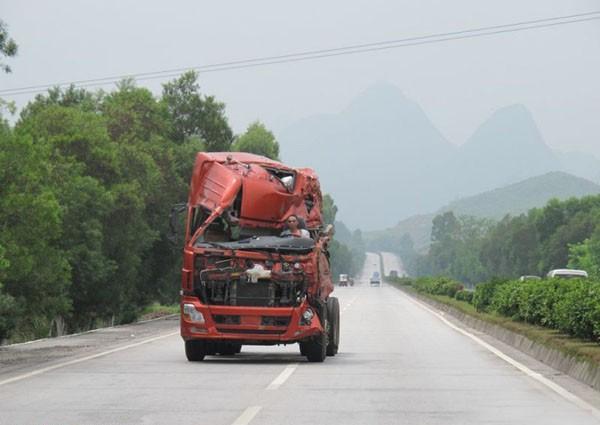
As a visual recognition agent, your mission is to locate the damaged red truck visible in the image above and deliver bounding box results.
[179,152,339,362]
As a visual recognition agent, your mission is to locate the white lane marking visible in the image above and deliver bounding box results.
[266,363,298,390]
[0,331,179,387]
[341,296,357,314]
[231,406,262,425]
[399,290,600,420]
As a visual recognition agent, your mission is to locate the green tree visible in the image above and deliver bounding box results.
[322,194,338,226]
[161,71,233,151]
[425,213,490,284]
[102,79,166,143]
[232,121,280,160]
[19,86,102,121]
[0,244,17,341]
[0,20,18,73]
[0,128,71,338]
[431,211,460,243]
[568,224,600,278]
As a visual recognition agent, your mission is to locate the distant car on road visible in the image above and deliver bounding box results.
[546,269,588,279]
[339,274,349,287]
[389,270,399,279]
[370,271,381,286]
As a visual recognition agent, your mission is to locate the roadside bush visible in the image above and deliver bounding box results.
[490,280,522,318]
[387,276,414,286]
[0,287,18,341]
[413,276,463,298]
[552,279,600,340]
[472,278,509,312]
[455,289,473,303]
[439,279,463,298]
[396,277,415,286]
[412,277,435,293]
[516,280,557,326]
[418,274,600,343]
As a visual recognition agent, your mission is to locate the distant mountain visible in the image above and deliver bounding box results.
[364,213,435,254]
[366,171,600,253]
[449,104,558,197]
[278,82,598,229]
[441,171,600,219]
[280,82,456,229]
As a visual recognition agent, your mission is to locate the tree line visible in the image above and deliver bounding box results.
[320,194,366,279]
[0,71,358,342]
[408,195,600,284]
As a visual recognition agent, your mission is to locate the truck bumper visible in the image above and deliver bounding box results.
[180,296,323,344]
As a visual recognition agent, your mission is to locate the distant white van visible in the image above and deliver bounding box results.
[546,269,588,279]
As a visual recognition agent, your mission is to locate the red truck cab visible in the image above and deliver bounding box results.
[180,152,339,362]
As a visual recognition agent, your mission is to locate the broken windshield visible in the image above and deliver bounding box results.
[195,235,315,252]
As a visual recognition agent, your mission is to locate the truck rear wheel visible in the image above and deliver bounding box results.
[326,297,340,356]
[303,332,327,362]
[185,340,206,361]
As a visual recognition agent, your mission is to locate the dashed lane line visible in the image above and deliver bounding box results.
[231,406,262,425]
[397,289,600,421]
[266,363,298,390]
[264,294,354,392]
[341,296,357,315]
[0,331,180,387]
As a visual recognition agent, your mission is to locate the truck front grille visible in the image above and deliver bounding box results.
[196,278,305,307]
[216,328,287,335]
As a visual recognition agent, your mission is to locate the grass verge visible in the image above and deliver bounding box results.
[138,303,179,321]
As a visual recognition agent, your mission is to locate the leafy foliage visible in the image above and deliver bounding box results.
[411,276,464,298]
[0,72,362,342]
[322,195,365,278]
[161,71,233,151]
[232,121,280,159]
[399,274,600,342]
[0,20,18,73]
[411,195,600,284]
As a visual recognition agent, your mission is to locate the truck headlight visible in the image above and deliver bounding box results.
[300,308,314,325]
[183,303,205,324]
[302,309,314,321]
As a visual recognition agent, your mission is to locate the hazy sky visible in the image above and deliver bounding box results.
[3,1,600,155]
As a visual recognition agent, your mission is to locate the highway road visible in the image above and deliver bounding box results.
[1,253,600,425]
[380,251,407,277]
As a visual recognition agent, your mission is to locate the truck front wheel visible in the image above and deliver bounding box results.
[303,332,327,362]
[185,340,206,361]
[326,297,340,356]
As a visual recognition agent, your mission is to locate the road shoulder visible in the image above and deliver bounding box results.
[390,282,600,412]
[0,315,179,383]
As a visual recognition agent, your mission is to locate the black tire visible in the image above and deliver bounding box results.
[218,343,241,356]
[299,342,307,356]
[326,297,340,356]
[185,340,206,361]
[304,331,327,362]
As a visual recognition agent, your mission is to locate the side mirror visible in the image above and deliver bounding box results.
[321,224,334,238]
[319,224,335,249]
[169,203,187,245]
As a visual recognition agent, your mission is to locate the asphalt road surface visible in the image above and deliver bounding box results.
[380,251,407,277]
[1,253,599,425]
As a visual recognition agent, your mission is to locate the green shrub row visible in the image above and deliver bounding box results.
[390,274,600,342]
[473,278,600,340]
[388,275,468,302]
